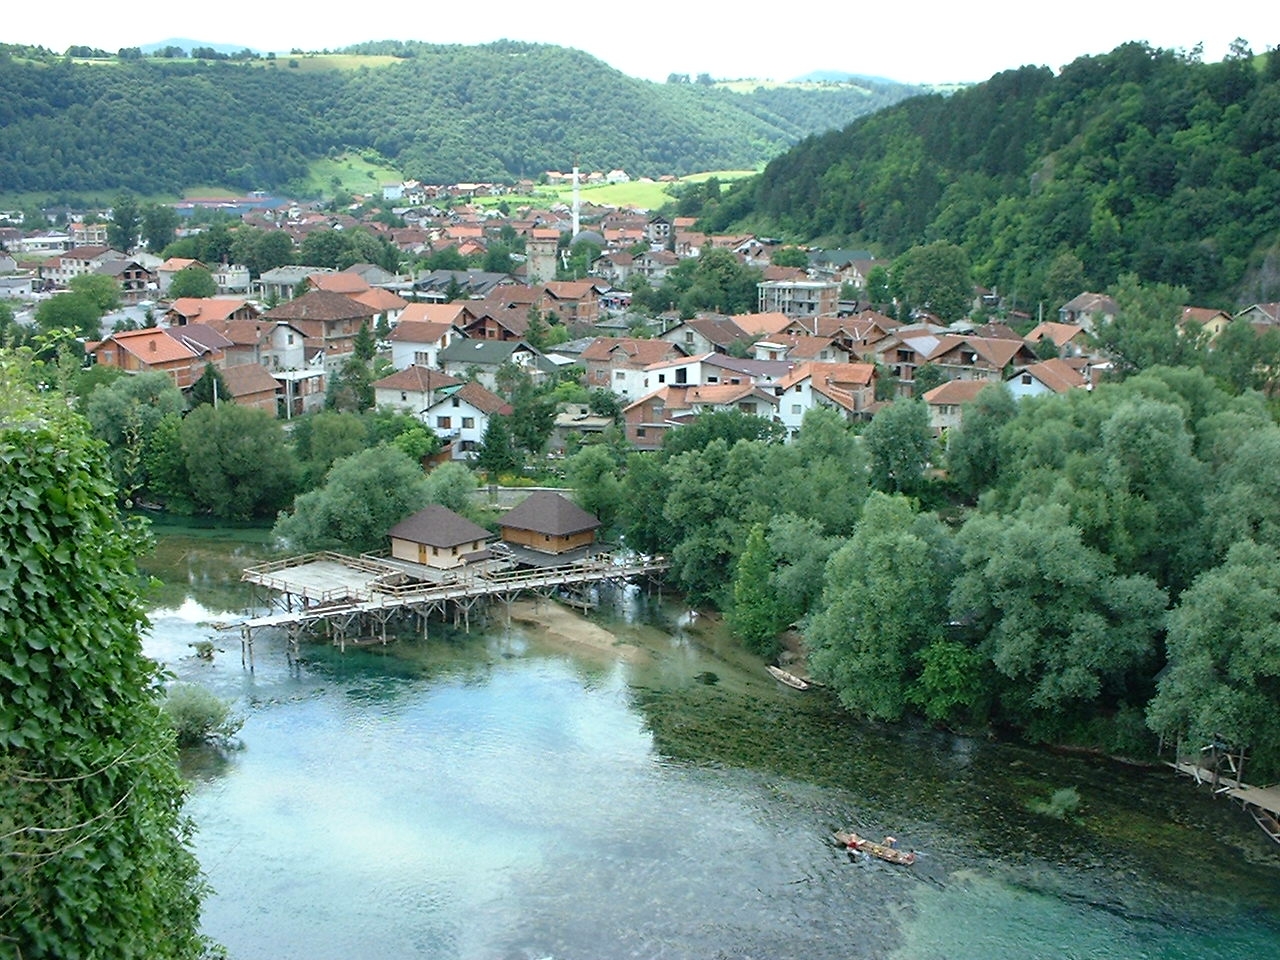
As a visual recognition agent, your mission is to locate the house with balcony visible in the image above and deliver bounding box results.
[772,361,878,435]
[623,383,779,450]
[388,318,463,370]
[87,327,206,389]
[165,297,261,328]
[262,290,379,371]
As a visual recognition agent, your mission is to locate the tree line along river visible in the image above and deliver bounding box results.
[140,520,1280,960]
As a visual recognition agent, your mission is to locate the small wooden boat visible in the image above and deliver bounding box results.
[835,830,916,865]
[767,664,810,690]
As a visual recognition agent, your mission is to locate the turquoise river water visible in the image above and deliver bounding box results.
[139,523,1280,960]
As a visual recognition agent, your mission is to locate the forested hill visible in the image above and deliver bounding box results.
[705,42,1280,308]
[0,40,920,197]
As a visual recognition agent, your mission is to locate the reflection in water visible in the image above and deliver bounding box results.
[139,533,1280,960]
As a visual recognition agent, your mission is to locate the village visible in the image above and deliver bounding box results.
[6,177,1276,458]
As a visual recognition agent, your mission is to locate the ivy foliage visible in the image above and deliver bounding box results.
[0,362,208,958]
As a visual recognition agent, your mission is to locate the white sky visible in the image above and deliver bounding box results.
[6,2,1275,85]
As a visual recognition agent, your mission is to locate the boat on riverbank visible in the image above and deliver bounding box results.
[835,830,916,865]
[767,665,810,690]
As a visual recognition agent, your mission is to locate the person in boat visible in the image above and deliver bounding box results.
[884,836,897,849]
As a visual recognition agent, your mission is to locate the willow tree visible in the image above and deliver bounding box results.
[0,361,208,957]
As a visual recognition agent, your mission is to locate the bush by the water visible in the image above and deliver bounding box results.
[163,683,242,747]
[1028,786,1082,820]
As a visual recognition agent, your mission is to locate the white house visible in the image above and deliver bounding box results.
[1005,358,1089,400]
[423,381,512,459]
[772,361,877,435]
[372,366,463,416]
[388,319,462,370]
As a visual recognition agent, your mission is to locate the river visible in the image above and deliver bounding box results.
[139,522,1280,959]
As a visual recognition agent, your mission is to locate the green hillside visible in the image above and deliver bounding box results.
[703,42,1280,308]
[0,40,919,200]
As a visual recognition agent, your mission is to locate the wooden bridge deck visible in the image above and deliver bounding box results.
[235,550,669,634]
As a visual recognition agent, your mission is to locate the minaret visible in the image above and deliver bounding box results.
[571,160,580,240]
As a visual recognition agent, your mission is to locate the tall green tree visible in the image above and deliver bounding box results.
[1094,273,1201,378]
[1148,540,1280,776]
[274,445,431,553]
[890,241,972,321]
[863,399,933,495]
[950,506,1166,736]
[180,404,298,519]
[292,410,370,488]
[945,382,1017,499]
[141,203,179,253]
[729,523,787,657]
[84,370,186,499]
[808,493,956,720]
[167,266,217,300]
[107,191,141,252]
[565,443,623,532]
[189,362,229,408]
[68,273,122,314]
[35,292,103,340]
[0,364,208,958]
[475,414,522,477]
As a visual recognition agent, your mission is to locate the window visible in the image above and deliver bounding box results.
[684,332,694,344]
[287,334,295,345]
[615,370,625,379]
[462,417,474,429]
[791,404,802,414]
[1021,374,1032,384]
[636,427,647,437]
[674,367,688,384]
[657,374,665,383]
[414,350,430,365]
[400,392,408,401]
[452,397,460,407]
[432,546,438,556]
[437,416,451,429]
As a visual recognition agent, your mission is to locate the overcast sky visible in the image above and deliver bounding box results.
[7,2,1275,85]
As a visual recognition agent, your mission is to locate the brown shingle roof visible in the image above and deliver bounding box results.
[309,273,370,294]
[501,491,601,537]
[388,320,456,344]
[1015,358,1087,393]
[922,380,990,405]
[389,505,492,548]
[264,290,377,323]
[452,380,511,415]
[397,302,469,326]
[372,366,462,392]
[220,363,280,398]
[580,337,682,365]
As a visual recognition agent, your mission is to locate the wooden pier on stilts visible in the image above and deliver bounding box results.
[226,549,668,667]
[1169,744,1280,845]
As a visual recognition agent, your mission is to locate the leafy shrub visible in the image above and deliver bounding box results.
[1028,786,1082,820]
[163,683,243,747]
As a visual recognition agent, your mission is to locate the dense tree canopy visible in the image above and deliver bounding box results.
[714,42,1280,307]
[273,444,433,553]
[0,42,917,194]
